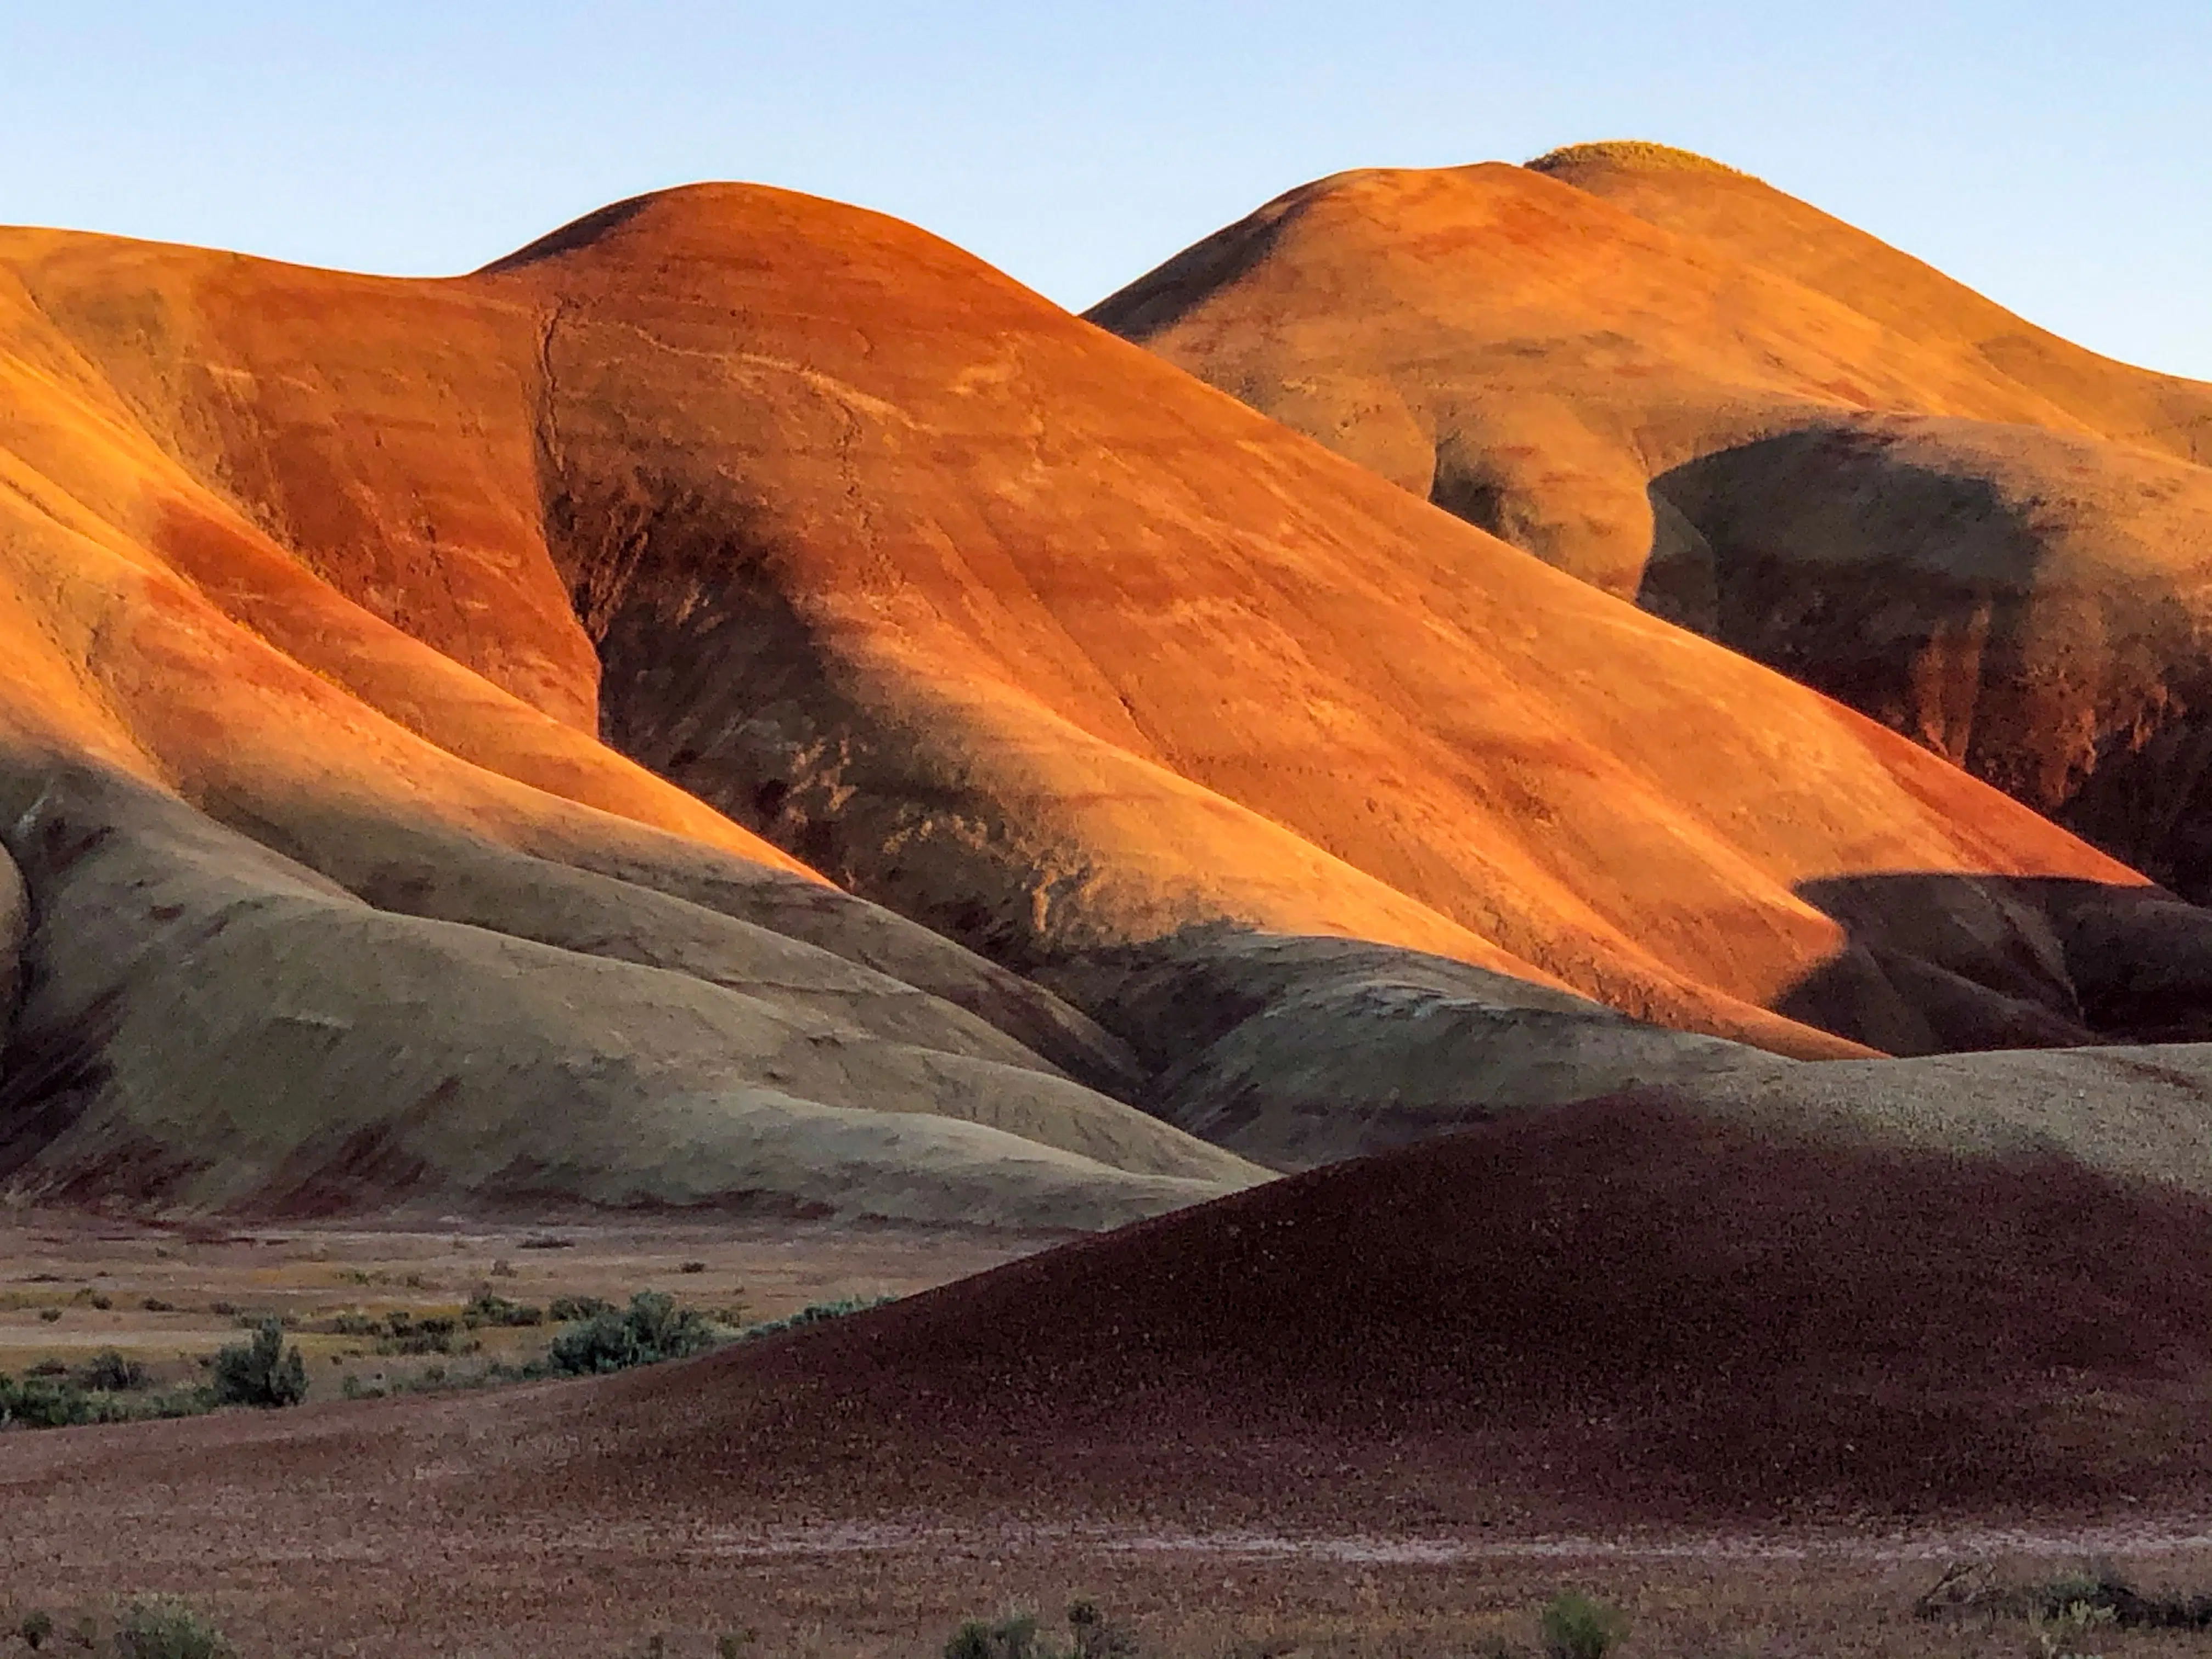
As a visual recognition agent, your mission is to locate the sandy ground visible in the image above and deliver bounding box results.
[0,1207,1057,1395]
[11,1493,2212,1657]
[9,1204,2212,1656]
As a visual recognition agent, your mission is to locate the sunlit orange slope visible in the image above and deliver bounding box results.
[10,183,2212,1216]
[1091,145,2212,898]
[26,183,2147,1045]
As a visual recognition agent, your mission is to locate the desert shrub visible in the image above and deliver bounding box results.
[548,1295,612,1322]
[75,1351,146,1392]
[1539,1592,1627,1659]
[2029,1597,2116,1658]
[207,1320,308,1408]
[1920,1559,2212,1633]
[944,1602,1133,1659]
[376,1312,465,1355]
[16,1611,53,1650]
[36,1308,60,1323]
[462,1291,543,1328]
[0,1369,209,1431]
[679,1260,707,1274]
[0,1374,100,1428]
[2027,1560,2212,1630]
[141,1297,176,1313]
[740,1293,896,1339]
[112,1597,231,1659]
[945,1611,1044,1659]
[1065,1600,1136,1659]
[546,1291,716,1376]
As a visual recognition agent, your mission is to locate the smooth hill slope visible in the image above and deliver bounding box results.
[1534,140,2212,466]
[0,235,1251,1224]
[13,184,2212,1214]
[451,1091,2212,1527]
[462,186,2212,1062]
[1091,148,2212,899]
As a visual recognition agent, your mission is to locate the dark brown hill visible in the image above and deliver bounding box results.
[501,1091,2212,1527]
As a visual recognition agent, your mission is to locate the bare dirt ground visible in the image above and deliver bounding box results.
[9,1471,2212,1659]
[0,1206,1056,1397]
[8,1199,2212,1657]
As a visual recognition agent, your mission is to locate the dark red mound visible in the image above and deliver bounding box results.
[523,1095,2212,1530]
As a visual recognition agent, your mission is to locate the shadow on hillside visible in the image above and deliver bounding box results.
[1643,422,2212,902]
[1780,871,2212,1057]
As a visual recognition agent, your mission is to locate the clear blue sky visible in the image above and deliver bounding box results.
[5,4,2208,376]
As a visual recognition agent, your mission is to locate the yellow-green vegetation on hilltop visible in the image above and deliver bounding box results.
[1524,139,1755,177]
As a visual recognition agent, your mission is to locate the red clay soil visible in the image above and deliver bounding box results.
[521,1093,2212,1531]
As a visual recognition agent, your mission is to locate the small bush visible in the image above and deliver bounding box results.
[462,1292,543,1329]
[141,1297,176,1313]
[1066,1600,1136,1659]
[740,1294,896,1339]
[18,1611,53,1650]
[943,1602,1133,1659]
[0,1369,210,1431]
[2030,1597,2116,1658]
[547,1291,717,1376]
[1539,1593,1628,1659]
[679,1260,707,1274]
[548,1295,612,1323]
[375,1313,465,1355]
[208,1320,308,1408]
[37,1308,60,1323]
[1922,1559,2212,1632]
[113,1597,232,1659]
[945,1612,1043,1659]
[0,1373,101,1428]
[75,1351,146,1392]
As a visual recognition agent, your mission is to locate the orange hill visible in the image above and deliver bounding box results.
[1091,144,2212,899]
[5,184,2212,1211]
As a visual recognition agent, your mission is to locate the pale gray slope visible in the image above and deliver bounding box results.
[0,764,1259,1224]
[1051,929,2212,1190]
[1048,930,1787,1169]
[1690,1045,2212,1194]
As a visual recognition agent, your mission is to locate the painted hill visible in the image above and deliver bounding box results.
[553,1090,2212,1526]
[26,1088,2205,1547]
[9,183,2212,1214]
[1090,145,2212,898]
